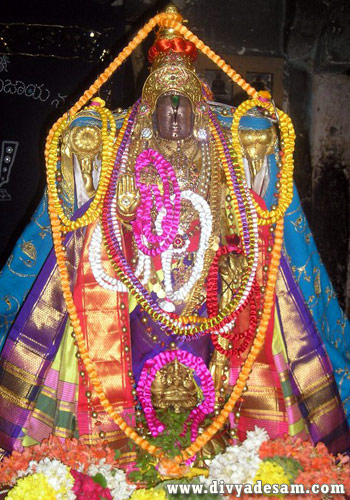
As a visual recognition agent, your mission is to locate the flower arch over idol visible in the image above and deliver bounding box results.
[0,4,349,476]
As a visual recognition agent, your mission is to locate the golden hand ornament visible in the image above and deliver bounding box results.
[69,124,102,198]
[116,173,141,220]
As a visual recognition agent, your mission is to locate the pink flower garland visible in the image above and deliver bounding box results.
[136,350,215,442]
[131,148,181,256]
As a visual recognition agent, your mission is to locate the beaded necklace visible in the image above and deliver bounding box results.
[101,110,259,338]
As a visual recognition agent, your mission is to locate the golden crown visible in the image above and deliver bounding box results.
[141,5,204,113]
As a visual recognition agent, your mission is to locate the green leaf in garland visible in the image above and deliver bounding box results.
[129,408,221,489]
[92,472,108,489]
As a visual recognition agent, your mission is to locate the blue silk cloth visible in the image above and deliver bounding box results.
[0,193,52,350]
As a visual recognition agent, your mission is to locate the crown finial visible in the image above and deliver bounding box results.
[143,3,203,111]
[157,3,183,40]
[164,3,179,14]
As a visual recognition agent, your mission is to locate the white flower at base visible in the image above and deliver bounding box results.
[202,426,269,488]
[243,426,269,451]
[88,461,137,500]
[19,458,75,500]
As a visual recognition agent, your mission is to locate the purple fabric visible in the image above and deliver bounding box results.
[0,245,68,451]
[279,251,332,367]
[130,301,213,383]
[0,203,89,453]
[278,252,349,451]
[2,200,91,358]
[3,248,67,360]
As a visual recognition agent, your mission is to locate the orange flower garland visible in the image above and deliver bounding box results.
[47,183,284,466]
[44,12,184,162]
[44,10,292,470]
[44,11,258,162]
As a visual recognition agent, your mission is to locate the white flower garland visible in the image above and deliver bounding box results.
[91,189,213,313]
[160,190,212,307]
[89,221,151,292]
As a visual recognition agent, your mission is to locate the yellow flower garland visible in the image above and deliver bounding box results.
[46,100,134,234]
[48,184,284,466]
[6,473,57,500]
[231,98,295,225]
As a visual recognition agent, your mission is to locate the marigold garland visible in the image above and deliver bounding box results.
[44,11,259,166]
[45,9,290,470]
[48,184,284,466]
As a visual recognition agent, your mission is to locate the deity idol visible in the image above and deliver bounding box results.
[0,7,349,470]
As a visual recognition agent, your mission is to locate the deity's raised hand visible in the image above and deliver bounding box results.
[116,173,141,220]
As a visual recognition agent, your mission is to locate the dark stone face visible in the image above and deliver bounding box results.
[154,94,194,140]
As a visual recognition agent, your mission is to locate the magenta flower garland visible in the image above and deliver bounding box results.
[136,350,215,443]
[132,148,181,256]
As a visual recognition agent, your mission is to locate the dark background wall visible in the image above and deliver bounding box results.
[1,0,349,314]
